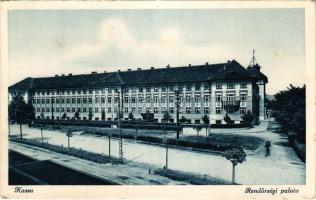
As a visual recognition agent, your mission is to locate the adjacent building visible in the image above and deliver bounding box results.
[8,59,268,124]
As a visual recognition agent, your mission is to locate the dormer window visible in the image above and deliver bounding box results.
[227,82,235,89]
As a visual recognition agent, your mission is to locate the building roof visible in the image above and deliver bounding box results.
[9,60,267,91]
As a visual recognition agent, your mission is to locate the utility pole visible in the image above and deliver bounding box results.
[175,89,181,139]
[163,127,168,170]
[108,135,111,158]
[117,89,124,163]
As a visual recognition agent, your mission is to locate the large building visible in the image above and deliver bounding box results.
[8,59,268,124]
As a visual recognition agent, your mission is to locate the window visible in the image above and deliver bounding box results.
[88,97,92,104]
[95,97,99,104]
[186,95,191,103]
[66,90,70,95]
[146,87,151,92]
[72,107,76,112]
[162,87,167,92]
[83,97,87,104]
[108,97,112,103]
[170,107,174,114]
[131,97,136,104]
[216,93,223,102]
[72,89,76,94]
[240,93,247,101]
[195,83,201,90]
[240,107,247,114]
[195,96,200,104]
[154,87,159,92]
[89,89,93,94]
[101,97,105,103]
[204,83,211,90]
[154,96,158,103]
[56,107,60,112]
[204,95,209,103]
[108,107,111,113]
[83,89,87,94]
[108,88,113,93]
[77,108,81,112]
[195,107,200,114]
[66,107,70,112]
[154,107,159,113]
[146,95,151,103]
[132,107,136,112]
[216,107,222,114]
[56,98,60,104]
[89,107,92,113]
[124,88,129,93]
[37,99,41,104]
[240,82,247,88]
[114,97,119,103]
[169,86,174,92]
[77,97,81,104]
[227,93,235,101]
[227,82,235,89]
[124,97,129,103]
[186,84,191,91]
[46,98,50,104]
[95,107,99,113]
[204,107,209,114]
[186,107,191,114]
[66,97,70,104]
[61,107,65,112]
[161,96,166,104]
[124,107,128,113]
[227,107,234,114]
[216,120,222,124]
[216,82,222,89]
[169,96,174,103]
[37,107,40,112]
[139,87,143,92]
[83,107,87,113]
[72,97,76,104]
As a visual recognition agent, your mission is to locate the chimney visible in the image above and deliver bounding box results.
[205,62,209,65]
[61,74,65,76]
[137,68,141,71]
[104,71,107,73]
[227,60,231,63]
[127,69,131,71]
[55,74,59,77]
[188,64,191,67]
[68,73,72,76]
[92,71,97,74]
[151,67,155,70]
[118,70,121,72]
[166,64,170,68]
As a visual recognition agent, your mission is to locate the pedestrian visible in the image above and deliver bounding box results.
[265,141,271,157]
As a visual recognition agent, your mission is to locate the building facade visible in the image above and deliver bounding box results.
[8,60,268,124]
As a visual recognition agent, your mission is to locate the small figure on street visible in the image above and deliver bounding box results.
[265,141,271,157]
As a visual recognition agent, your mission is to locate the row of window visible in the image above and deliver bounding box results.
[215,93,248,102]
[216,82,248,89]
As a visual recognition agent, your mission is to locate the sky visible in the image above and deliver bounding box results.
[8,9,305,94]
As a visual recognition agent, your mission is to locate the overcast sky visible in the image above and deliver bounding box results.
[8,9,305,94]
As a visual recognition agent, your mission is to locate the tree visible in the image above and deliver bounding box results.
[88,110,94,120]
[74,111,80,120]
[62,113,67,120]
[222,148,247,184]
[202,115,210,136]
[271,84,306,141]
[241,111,254,125]
[128,112,134,120]
[8,94,35,139]
[193,125,203,136]
[179,116,187,123]
[162,111,173,123]
[224,113,233,125]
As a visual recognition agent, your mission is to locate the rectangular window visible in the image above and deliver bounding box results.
[46,98,50,104]
[56,98,60,104]
[138,96,143,103]
[204,107,209,114]
[101,97,105,103]
[83,89,87,94]
[95,107,99,113]
[216,107,222,114]
[61,107,65,112]
[186,95,191,103]
[72,107,76,112]
[83,97,87,104]
[108,88,112,93]
[215,93,223,102]
[161,96,166,104]
[204,95,209,103]
[124,107,128,113]
[66,107,70,113]
[108,97,112,103]
[77,107,81,112]
[154,87,159,92]
[77,97,81,104]
[114,97,119,103]
[240,82,247,88]
[66,90,70,95]
[72,97,76,104]
[83,107,87,113]
[56,107,60,112]
[169,86,174,92]
[89,89,92,94]
[195,83,201,90]
[124,97,129,103]
[227,82,235,89]
[195,107,200,114]
[170,107,174,114]
[66,97,70,104]
[108,107,111,113]
[186,107,191,114]
[169,96,174,103]
[195,96,200,103]
[124,88,129,93]
[240,93,247,101]
[89,107,92,113]
[186,84,191,91]
[154,96,158,103]
[146,95,151,103]
[131,97,136,103]
[240,107,247,114]
[162,87,167,92]
[227,93,235,101]
[146,87,151,92]
[88,97,92,104]
[139,87,143,92]
[216,82,222,89]
[154,107,159,113]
